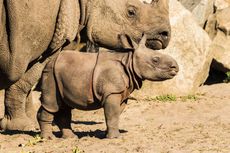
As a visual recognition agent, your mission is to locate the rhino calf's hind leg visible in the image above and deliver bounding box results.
[54,107,75,139]
[37,107,55,140]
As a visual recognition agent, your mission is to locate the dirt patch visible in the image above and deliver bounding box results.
[0,83,230,153]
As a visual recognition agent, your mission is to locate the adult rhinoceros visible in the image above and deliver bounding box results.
[0,0,171,130]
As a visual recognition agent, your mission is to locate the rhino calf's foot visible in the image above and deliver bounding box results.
[37,107,55,140]
[0,115,36,131]
[61,129,76,139]
[54,107,75,139]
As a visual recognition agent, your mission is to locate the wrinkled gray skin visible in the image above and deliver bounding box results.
[0,0,171,131]
[38,35,179,139]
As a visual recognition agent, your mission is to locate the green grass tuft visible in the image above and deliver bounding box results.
[180,94,198,102]
[223,71,230,83]
[72,146,84,153]
[23,135,43,147]
[155,94,177,102]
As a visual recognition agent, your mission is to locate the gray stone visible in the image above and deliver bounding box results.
[216,7,230,36]
[178,0,214,27]
[215,0,230,10]
[178,0,202,11]
[205,14,217,40]
[210,7,230,72]
[192,0,214,27]
[211,31,230,72]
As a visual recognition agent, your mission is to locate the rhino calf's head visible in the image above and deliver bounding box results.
[132,35,179,81]
[86,0,171,50]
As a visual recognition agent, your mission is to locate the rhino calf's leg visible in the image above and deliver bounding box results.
[37,107,55,140]
[54,106,75,139]
[104,94,122,139]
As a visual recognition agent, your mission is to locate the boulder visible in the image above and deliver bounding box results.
[214,0,230,10]
[216,7,230,35]
[177,0,202,11]
[178,0,214,27]
[133,0,213,98]
[192,0,214,27]
[204,14,217,40]
[210,7,230,72]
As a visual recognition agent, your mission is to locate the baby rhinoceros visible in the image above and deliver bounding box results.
[37,35,179,139]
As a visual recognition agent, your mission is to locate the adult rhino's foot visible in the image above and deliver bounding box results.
[106,129,120,139]
[0,115,36,131]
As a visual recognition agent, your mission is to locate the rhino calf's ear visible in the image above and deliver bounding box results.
[139,34,147,48]
[130,39,138,49]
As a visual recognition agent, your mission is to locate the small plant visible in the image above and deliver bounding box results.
[72,146,83,153]
[223,71,230,83]
[180,94,198,102]
[25,135,43,147]
[144,96,157,102]
[155,94,177,102]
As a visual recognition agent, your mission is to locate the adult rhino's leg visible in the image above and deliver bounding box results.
[0,0,60,87]
[0,57,52,131]
[25,90,40,127]
[0,0,61,130]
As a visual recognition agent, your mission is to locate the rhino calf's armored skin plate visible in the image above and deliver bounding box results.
[0,0,171,131]
[37,35,179,139]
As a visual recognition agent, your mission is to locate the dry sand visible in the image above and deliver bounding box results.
[0,83,230,153]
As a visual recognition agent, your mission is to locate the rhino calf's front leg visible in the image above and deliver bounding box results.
[104,94,122,138]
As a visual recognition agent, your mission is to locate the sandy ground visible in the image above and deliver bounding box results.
[0,83,230,153]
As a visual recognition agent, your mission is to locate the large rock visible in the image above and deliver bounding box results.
[210,7,230,72]
[133,0,213,98]
[216,7,230,35]
[178,0,202,11]
[205,1,230,38]
[205,14,217,40]
[178,0,214,27]
[215,0,230,10]
[192,0,214,27]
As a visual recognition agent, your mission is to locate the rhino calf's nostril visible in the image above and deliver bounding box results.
[170,63,179,72]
